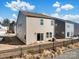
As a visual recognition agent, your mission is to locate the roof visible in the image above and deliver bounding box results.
[19,11,79,24]
[53,18,65,22]
[20,11,65,20]
[20,11,53,19]
[65,20,75,24]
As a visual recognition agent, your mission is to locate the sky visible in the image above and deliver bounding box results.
[0,0,79,23]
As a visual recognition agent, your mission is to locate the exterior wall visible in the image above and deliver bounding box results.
[55,20,65,39]
[26,17,54,44]
[65,22,74,38]
[74,23,79,35]
[16,12,26,43]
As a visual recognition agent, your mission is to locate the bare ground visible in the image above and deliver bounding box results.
[0,37,25,45]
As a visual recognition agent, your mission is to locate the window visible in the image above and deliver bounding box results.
[46,32,52,38]
[40,19,44,25]
[37,33,40,41]
[71,32,73,37]
[24,34,26,39]
[37,33,44,41]
[51,20,54,25]
[67,32,69,37]
[41,33,44,40]
[46,32,49,38]
[50,32,52,37]
[0,27,1,29]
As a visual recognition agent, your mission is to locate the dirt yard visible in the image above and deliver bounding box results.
[0,37,79,59]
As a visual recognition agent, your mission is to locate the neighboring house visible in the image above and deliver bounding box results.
[74,23,79,35]
[65,20,74,38]
[16,11,55,44]
[54,18,65,39]
[54,19,75,39]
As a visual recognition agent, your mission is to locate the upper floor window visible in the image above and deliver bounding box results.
[40,19,44,25]
[51,20,54,25]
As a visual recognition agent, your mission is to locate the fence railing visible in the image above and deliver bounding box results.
[0,39,79,58]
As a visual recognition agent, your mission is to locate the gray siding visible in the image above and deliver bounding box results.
[55,19,65,39]
[16,11,26,43]
[74,23,79,35]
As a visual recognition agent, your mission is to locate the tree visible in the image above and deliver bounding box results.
[11,21,16,25]
[2,18,10,26]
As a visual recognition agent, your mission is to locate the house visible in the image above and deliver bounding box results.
[65,20,74,38]
[16,11,55,44]
[16,11,79,44]
[74,23,79,35]
[54,18,75,39]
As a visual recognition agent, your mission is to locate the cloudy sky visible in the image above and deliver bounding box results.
[0,0,79,23]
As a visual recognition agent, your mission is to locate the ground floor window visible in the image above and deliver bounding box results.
[50,32,52,37]
[37,33,44,41]
[46,32,49,38]
[71,32,73,37]
[67,32,70,37]
[46,32,52,38]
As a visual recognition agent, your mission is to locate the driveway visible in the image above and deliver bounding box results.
[53,48,79,59]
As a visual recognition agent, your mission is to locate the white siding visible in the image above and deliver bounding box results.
[16,12,26,43]
[26,17,54,44]
[65,22,74,38]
